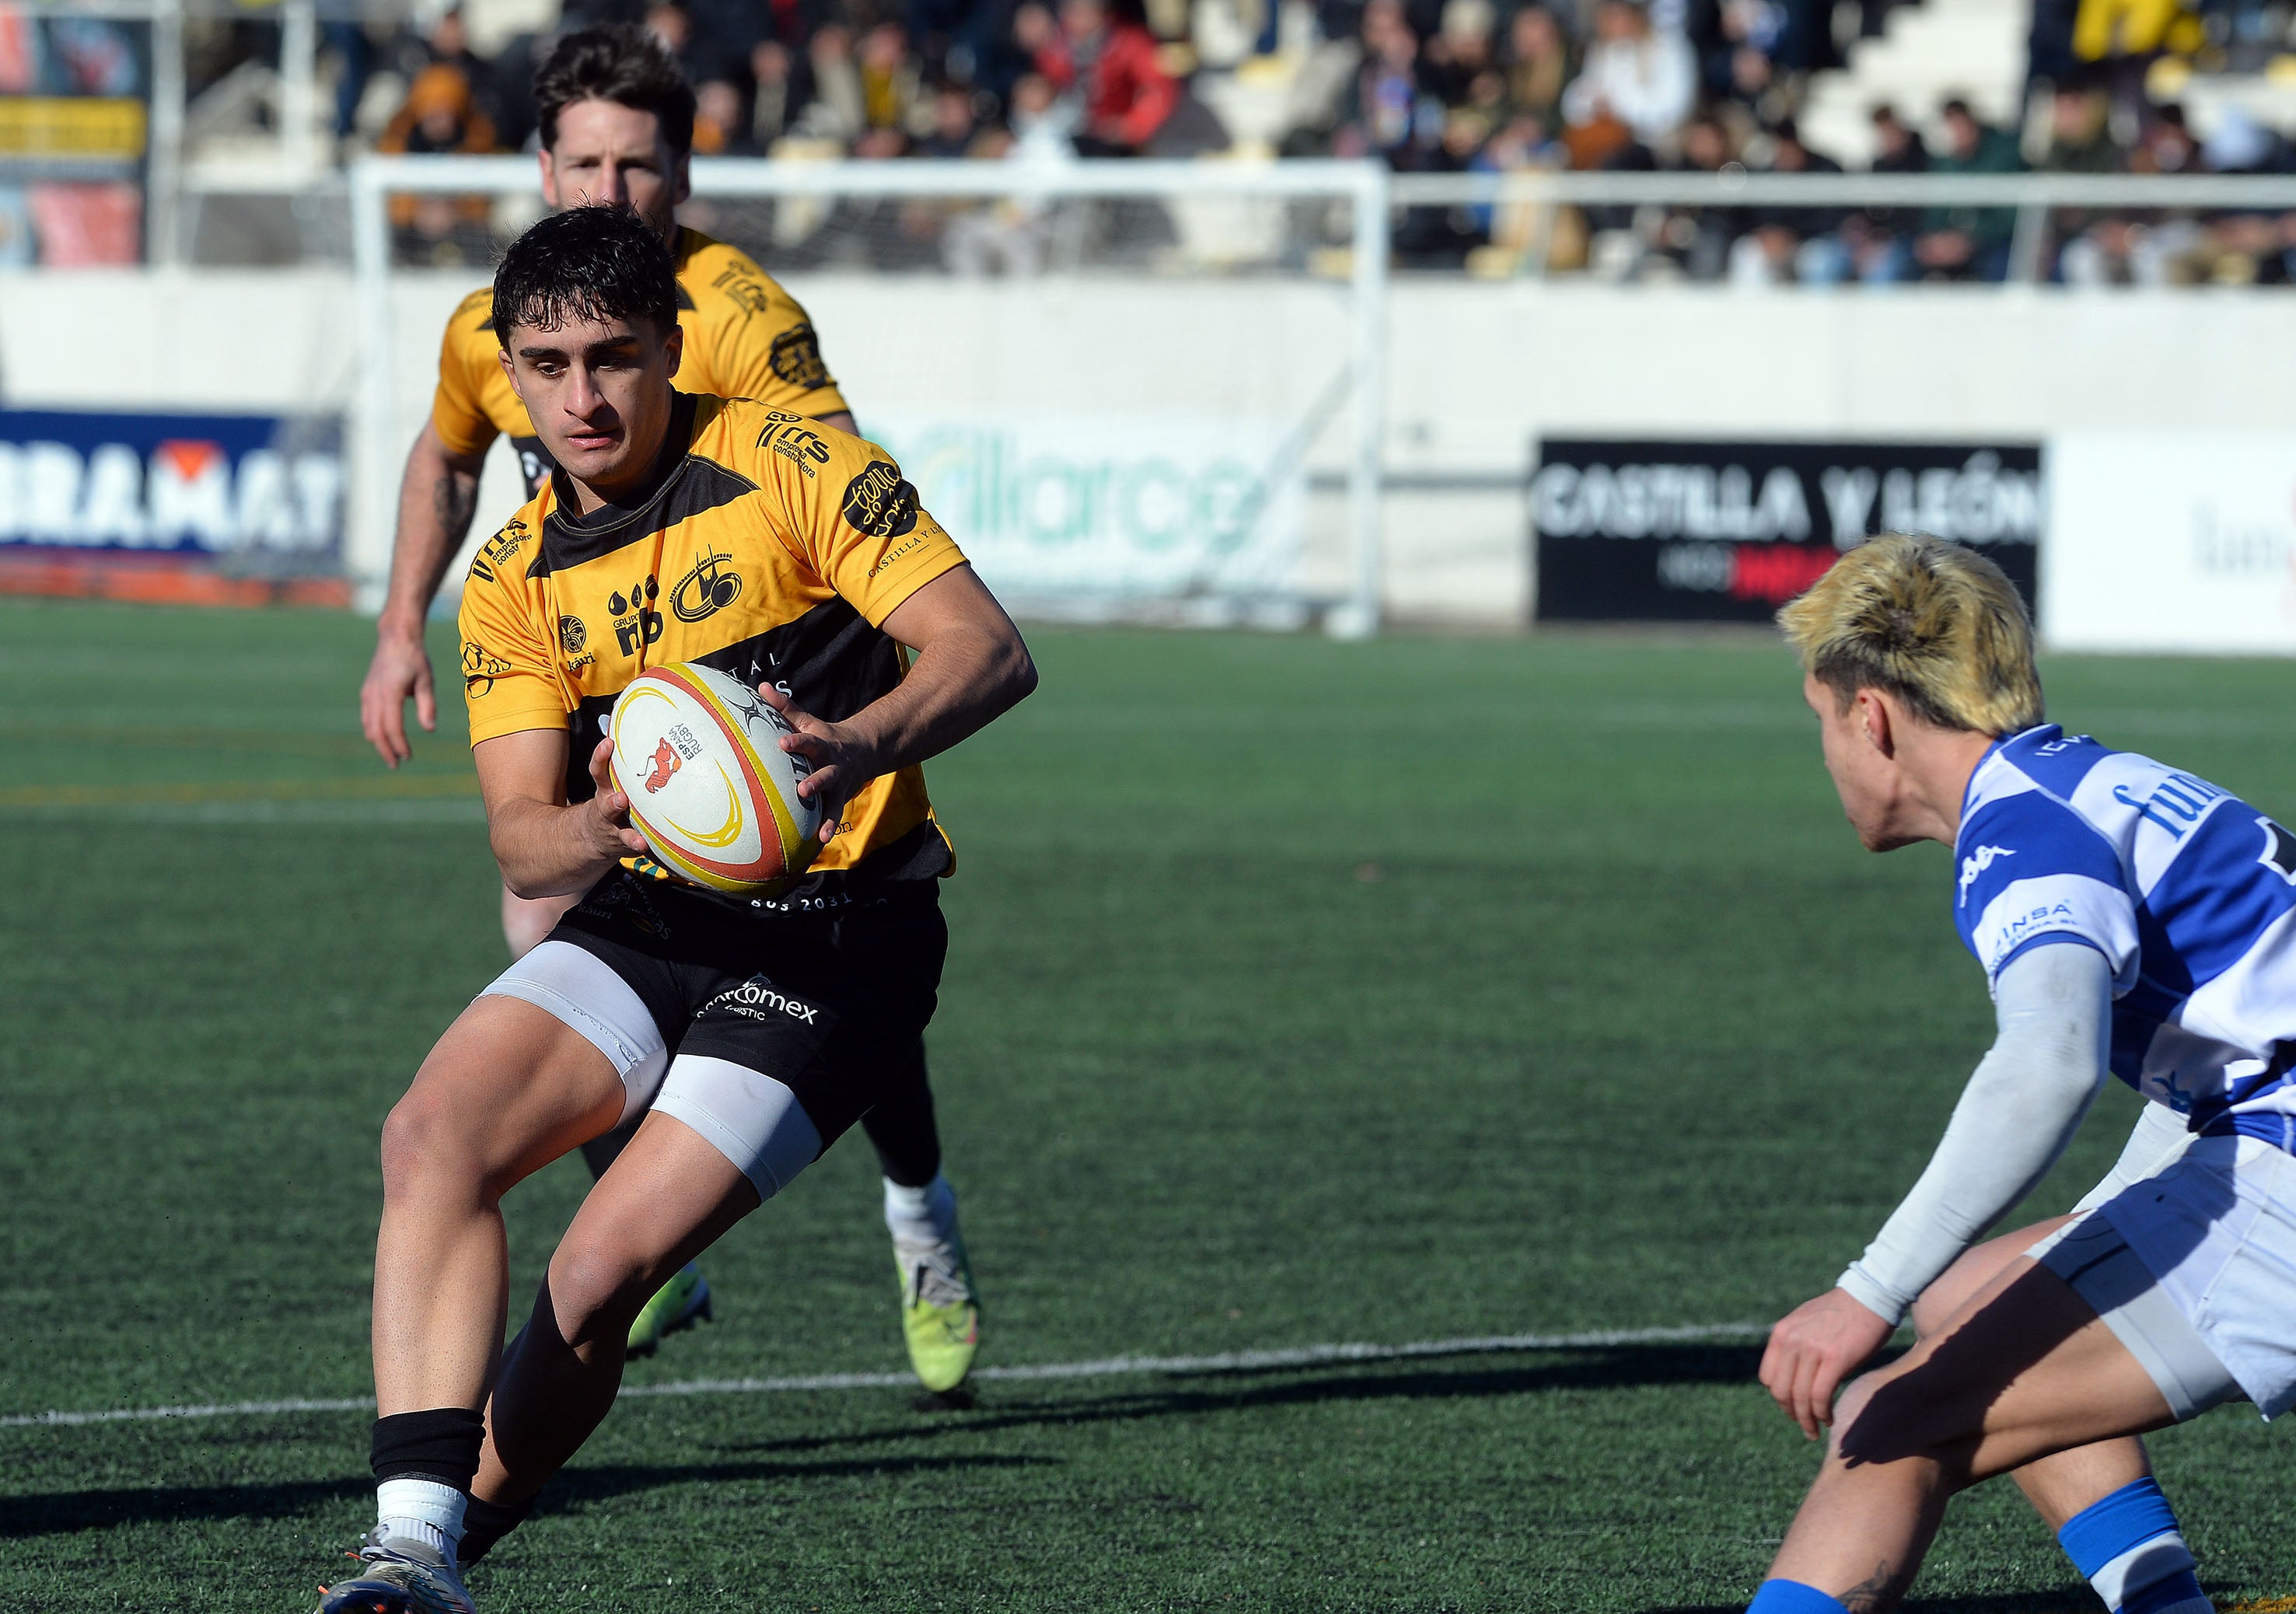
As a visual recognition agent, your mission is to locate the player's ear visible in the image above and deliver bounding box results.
[670,149,692,208]
[498,343,526,403]
[1857,687,1896,758]
[661,320,683,379]
[537,147,561,210]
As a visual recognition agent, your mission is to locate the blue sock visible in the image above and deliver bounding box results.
[2057,1480,2210,1614]
[1746,1581,1849,1614]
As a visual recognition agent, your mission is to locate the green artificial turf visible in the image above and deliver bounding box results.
[2,599,2294,1611]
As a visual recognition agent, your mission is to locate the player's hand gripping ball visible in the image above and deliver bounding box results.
[608,662,822,893]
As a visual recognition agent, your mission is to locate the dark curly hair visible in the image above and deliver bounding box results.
[533,23,696,158]
[491,204,679,344]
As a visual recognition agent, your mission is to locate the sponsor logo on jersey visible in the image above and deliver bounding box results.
[643,739,682,793]
[1959,844,2015,906]
[710,263,774,317]
[609,575,665,656]
[2113,772,2228,840]
[841,460,918,538]
[2259,816,2296,885]
[704,977,821,1025]
[461,640,512,697]
[767,323,829,390]
[558,614,587,654]
[671,550,743,622]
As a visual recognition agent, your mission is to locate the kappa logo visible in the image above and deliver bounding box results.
[841,459,918,539]
[643,739,682,793]
[1958,844,2015,907]
[704,978,822,1025]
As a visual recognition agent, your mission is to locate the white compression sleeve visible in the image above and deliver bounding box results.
[1836,941,2114,1327]
[2071,1096,2194,1214]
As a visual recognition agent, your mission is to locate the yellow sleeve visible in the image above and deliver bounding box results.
[431,293,503,460]
[687,257,853,419]
[456,516,568,746]
[771,431,967,627]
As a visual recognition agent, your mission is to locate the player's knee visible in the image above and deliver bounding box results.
[543,1239,653,1347]
[379,1083,485,1201]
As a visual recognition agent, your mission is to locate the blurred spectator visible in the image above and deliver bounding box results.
[1016,0,1181,155]
[1824,103,1926,282]
[859,22,921,134]
[1732,117,1846,284]
[1560,0,1697,164]
[747,40,814,145]
[801,23,869,142]
[1903,96,2022,282]
[692,76,749,152]
[1648,111,1741,278]
[379,62,500,264]
[919,83,984,155]
[1419,0,1495,107]
[1334,0,1432,161]
[2041,81,2117,173]
[1501,5,1571,130]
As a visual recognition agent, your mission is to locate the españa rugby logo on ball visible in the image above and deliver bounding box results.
[608,662,821,894]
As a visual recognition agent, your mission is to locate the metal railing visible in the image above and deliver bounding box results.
[1386,169,2296,283]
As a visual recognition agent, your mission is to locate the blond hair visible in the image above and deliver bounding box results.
[1777,534,2043,736]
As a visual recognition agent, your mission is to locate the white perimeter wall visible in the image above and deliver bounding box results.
[5,271,2292,631]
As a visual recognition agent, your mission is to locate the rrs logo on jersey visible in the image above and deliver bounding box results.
[1959,845,2015,906]
[609,575,664,655]
[703,978,821,1025]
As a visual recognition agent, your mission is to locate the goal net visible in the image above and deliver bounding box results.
[349,155,1389,636]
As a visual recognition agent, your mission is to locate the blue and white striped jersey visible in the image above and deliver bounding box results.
[1955,725,2296,1144]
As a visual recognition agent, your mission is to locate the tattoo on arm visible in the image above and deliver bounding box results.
[433,468,479,541]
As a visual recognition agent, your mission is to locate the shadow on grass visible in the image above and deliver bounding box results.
[1645,1592,2200,1614]
[2,1454,1050,1539]
[693,1340,1775,1462]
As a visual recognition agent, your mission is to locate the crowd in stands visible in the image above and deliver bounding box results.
[322,0,2296,281]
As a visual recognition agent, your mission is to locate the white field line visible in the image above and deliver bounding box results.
[0,1321,1768,1431]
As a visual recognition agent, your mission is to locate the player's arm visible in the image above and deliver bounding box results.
[360,423,492,766]
[472,728,648,899]
[761,564,1036,841]
[1758,940,2114,1438]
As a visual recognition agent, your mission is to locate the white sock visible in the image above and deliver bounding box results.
[376,1477,468,1560]
[883,1172,958,1248]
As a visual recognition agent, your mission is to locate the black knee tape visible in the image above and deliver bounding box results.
[369,1406,487,1489]
[456,1493,536,1567]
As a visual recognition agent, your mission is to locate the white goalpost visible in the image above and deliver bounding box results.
[348,154,1391,638]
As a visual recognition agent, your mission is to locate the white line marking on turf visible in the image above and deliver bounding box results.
[0,1322,1768,1431]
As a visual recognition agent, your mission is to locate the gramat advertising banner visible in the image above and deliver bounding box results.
[862,415,1302,610]
[1531,439,2044,622]
[0,408,344,565]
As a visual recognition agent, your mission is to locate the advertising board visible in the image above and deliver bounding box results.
[2044,431,2296,655]
[1532,438,2044,622]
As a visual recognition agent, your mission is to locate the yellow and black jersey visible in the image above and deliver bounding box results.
[458,393,966,896]
[432,225,852,494]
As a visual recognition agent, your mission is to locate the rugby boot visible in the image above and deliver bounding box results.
[626,1263,711,1357]
[314,1528,477,1614]
[896,1235,980,1393]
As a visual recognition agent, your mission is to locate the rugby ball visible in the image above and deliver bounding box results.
[607,662,821,893]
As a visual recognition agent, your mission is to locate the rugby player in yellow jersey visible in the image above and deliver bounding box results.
[314,204,1036,1613]
[352,26,982,1384]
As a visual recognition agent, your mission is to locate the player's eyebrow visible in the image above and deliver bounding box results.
[515,334,642,362]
